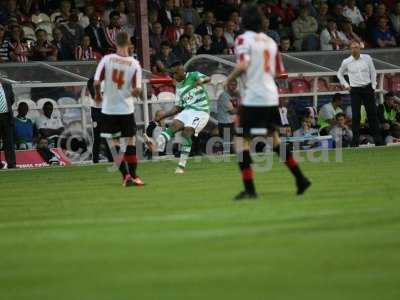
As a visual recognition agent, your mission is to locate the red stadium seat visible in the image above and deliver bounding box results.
[390,74,400,92]
[317,78,329,92]
[383,75,391,91]
[289,79,311,93]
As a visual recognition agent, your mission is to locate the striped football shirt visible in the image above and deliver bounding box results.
[175,72,209,112]
[0,83,8,113]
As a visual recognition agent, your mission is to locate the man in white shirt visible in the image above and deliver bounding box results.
[36,101,64,145]
[320,19,350,50]
[318,93,343,134]
[225,5,310,200]
[337,41,384,146]
[94,31,144,187]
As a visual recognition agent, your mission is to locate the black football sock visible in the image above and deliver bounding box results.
[124,145,138,178]
[273,145,304,181]
[238,150,256,194]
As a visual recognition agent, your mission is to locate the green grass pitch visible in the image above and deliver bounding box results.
[1,147,400,300]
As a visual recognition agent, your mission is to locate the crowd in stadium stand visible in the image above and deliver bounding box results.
[0,0,399,65]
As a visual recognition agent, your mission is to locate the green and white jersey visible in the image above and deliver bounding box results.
[175,72,210,112]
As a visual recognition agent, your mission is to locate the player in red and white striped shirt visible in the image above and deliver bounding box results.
[94,31,144,187]
[226,5,311,200]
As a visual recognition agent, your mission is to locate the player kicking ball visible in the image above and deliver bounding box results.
[226,5,311,200]
[94,31,144,187]
[149,62,211,173]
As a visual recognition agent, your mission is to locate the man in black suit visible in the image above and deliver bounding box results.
[0,80,16,169]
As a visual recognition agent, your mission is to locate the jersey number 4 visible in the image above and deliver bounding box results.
[263,50,271,72]
[112,69,125,89]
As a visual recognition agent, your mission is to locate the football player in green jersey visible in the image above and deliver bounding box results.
[150,62,211,173]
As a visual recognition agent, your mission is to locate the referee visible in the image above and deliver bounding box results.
[337,41,384,147]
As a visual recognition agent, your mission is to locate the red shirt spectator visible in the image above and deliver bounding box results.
[74,35,95,60]
[9,25,29,63]
[164,14,184,46]
[271,0,296,27]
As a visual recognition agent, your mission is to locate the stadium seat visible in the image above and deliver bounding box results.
[317,78,329,92]
[278,87,290,94]
[390,74,400,92]
[58,97,81,125]
[31,13,51,24]
[289,79,311,93]
[205,84,216,100]
[13,99,39,121]
[22,26,36,42]
[210,74,227,85]
[157,92,176,103]
[36,21,54,41]
[214,83,225,98]
[37,98,58,109]
[383,75,391,91]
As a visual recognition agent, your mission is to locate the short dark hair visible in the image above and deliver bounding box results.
[115,31,130,47]
[241,4,263,32]
[35,28,47,35]
[109,10,120,20]
[170,61,183,68]
[333,93,342,102]
[385,91,395,99]
[335,112,346,119]
[179,34,190,42]
[160,41,171,48]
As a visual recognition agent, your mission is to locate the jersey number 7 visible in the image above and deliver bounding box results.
[112,69,125,89]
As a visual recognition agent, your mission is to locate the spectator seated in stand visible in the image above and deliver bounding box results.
[320,19,350,51]
[372,16,397,48]
[74,35,95,60]
[211,23,229,55]
[197,34,215,54]
[172,34,192,64]
[36,101,64,148]
[15,102,34,150]
[318,93,344,135]
[292,7,319,51]
[152,41,177,74]
[329,112,353,147]
[293,114,319,149]
[378,91,400,143]
[31,29,57,61]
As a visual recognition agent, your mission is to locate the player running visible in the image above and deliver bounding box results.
[149,62,211,173]
[94,31,144,187]
[226,5,311,200]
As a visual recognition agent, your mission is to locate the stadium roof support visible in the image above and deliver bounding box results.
[185,49,400,77]
[0,49,399,88]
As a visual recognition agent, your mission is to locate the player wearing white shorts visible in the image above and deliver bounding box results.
[150,62,211,173]
[225,5,311,200]
[94,31,144,187]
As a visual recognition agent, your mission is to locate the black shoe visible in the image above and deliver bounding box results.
[234,191,258,201]
[297,178,311,195]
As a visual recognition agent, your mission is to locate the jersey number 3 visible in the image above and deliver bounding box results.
[112,69,125,89]
[263,50,270,72]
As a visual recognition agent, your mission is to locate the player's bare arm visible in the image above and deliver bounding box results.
[195,76,211,86]
[93,80,102,104]
[226,60,249,85]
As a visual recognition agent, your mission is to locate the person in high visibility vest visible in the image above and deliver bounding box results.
[378,92,400,143]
